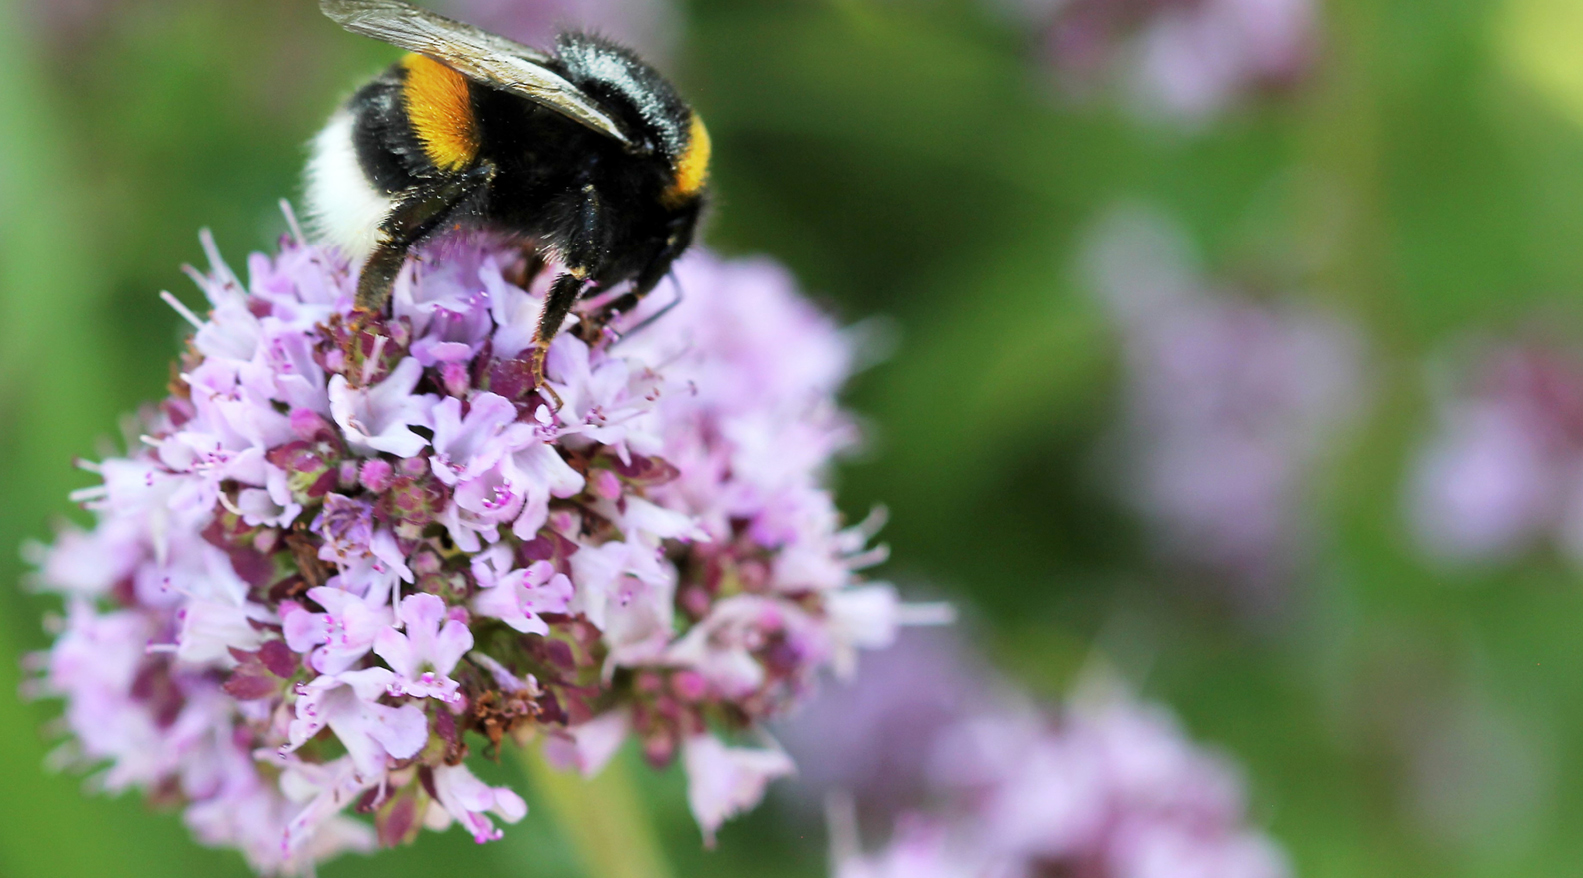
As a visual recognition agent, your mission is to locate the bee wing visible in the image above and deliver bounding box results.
[319,0,632,145]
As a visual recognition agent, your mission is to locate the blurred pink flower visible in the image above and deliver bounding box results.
[832,677,1292,878]
[282,585,393,674]
[430,762,529,843]
[1005,0,1316,125]
[683,734,798,847]
[1407,342,1583,566]
[777,627,983,818]
[783,625,1289,878]
[1083,206,1364,607]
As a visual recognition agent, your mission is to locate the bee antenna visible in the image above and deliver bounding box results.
[610,272,685,347]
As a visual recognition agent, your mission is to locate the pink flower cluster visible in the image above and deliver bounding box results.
[1005,0,1316,123]
[830,681,1292,878]
[1084,206,1363,609]
[779,627,1290,877]
[1407,341,1583,566]
[27,220,910,874]
[776,628,985,819]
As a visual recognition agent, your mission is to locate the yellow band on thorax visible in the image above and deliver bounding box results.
[664,113,711,206]
[401,54,480,172]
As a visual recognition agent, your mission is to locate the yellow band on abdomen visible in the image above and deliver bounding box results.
[402,54,480,172]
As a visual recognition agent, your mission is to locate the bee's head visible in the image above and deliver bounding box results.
[554,32,709,204]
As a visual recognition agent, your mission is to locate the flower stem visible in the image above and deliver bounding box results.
[516,743,675,878]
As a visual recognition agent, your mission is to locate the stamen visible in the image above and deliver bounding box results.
[159,291,204,329]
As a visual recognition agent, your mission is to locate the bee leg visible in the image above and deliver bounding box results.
[591,289,641,329]
[529,184,615,393]
[536,271,587,346]
[354,161,497,313]
[581,281,652,338]
[528,271,587,406]
[571,282,616,345]
[608,275,684,348]
[587,231,689,338]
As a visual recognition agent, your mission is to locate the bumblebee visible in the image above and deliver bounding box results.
[306,0,709,360]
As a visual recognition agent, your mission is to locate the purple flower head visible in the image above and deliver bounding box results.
[1407,340,1583,567]
[777,627,985,818]
[831,674,1292,878]
[1005,0,1317,125]
[1084,206,1365,611]
[311,493,374,566]
[26,217,922,872]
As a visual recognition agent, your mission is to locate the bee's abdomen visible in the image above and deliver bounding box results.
[399,55,480,173]
[347,65,430,194]
[345,55,482,198]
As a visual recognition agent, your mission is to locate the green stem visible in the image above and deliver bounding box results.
[515,743,675,878]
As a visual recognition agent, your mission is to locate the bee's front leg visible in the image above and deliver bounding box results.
[530,184,614,399]
[528,270,588,408]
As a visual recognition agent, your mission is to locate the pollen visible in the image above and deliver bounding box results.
[401,54,480,172]
[664,112,711,206]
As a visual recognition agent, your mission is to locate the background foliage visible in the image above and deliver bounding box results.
[3,0,1583,875]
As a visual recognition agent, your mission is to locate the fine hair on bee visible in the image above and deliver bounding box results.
[305,0,710,376]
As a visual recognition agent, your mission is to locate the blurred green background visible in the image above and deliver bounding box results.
[6,0,1583,875]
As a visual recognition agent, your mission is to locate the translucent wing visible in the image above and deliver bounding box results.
[320,0,631,145]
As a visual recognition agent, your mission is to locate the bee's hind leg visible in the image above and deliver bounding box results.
[353,161,497,313]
